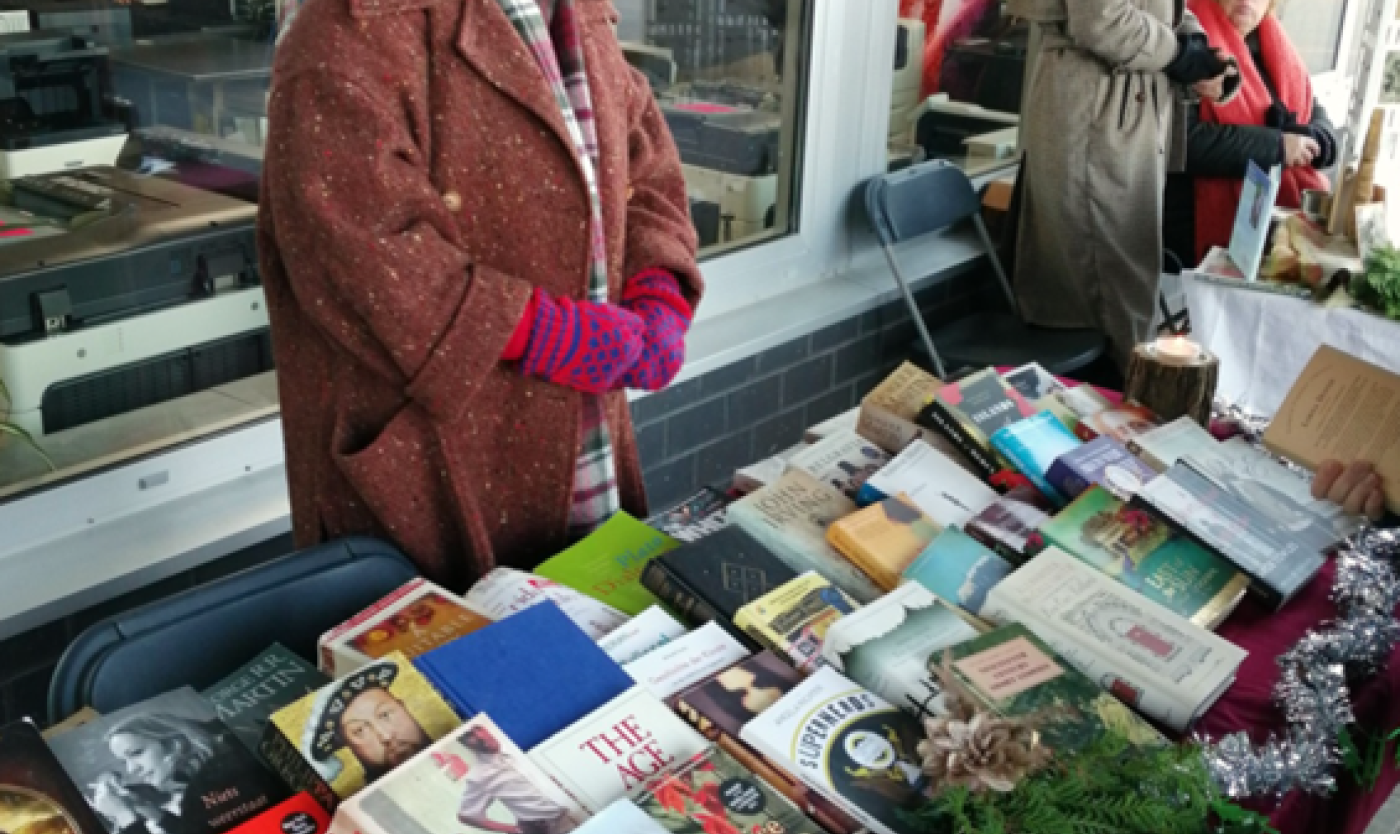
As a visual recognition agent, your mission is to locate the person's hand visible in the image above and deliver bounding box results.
[618,270,693,392]
[91,778,140,829]
[1194,75,1226,102]
[518,290,646,395]
[1312,460,1386,521]
[1165,35,1231,84]
[1283,133,1319,168]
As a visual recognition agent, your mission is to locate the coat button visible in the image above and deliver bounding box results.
[443,190,463,212]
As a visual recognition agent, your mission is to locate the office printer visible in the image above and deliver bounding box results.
[0,166,266,436]
[662,104,780,243]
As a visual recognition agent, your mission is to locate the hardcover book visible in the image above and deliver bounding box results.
[622,622,751,700]
[821,583,983,720]
[327,716,584,834]
[1045,436,1159,502]
[856,363,977,470]
[640,526,799,645]
[738,667,926,834]
[229,793,329,834]
[669,654,861,834]
[414,602,634,751]
[260,652,460,808]
[980,547,1247,732]
[989,411,1083,506]
[0,720,108,834]
[827,495,942,592]
[1134,463,1326,609]
[1081,403,1161,446]
[204,644,330,761]
[597,606,689,666]
[645,489,731,545]
[729,470,882,603]
[635,747,820,834]
[962,485,1053,564]
[316,579,493,677]
[529,687,708,813]
[1127,416,1221,473]
[901,527,1012,616]
[464,568,628,641]
[920,369,1039,475]
[536,511,680,616]
[49,688,290,832]
[573,801,665,833]
[856,440,998,528]
[786,430,892,501]
[733,572,859,673]
[1040,487,1248,629]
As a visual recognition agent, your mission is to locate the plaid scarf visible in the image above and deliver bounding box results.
[497,0,620,538]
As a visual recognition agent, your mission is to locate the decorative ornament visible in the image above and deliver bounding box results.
[918,712,1054,794]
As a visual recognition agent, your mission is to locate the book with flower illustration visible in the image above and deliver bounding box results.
[916,368,1039,478]
[633,747,820,834]
[827,494,943,592]
[317,579,492,677]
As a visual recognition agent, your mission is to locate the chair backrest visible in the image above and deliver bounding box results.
[48,537,418,724]
[865,159,982,247]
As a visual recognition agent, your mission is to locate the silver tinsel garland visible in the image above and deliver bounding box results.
[1201,400,1400,799]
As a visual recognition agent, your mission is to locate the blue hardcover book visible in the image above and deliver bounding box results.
[413,601,633,750]
[1045,436,1159,502]
[901,527,1012,616]
[989,412,1082,506]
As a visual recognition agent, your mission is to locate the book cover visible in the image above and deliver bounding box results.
[0,721,108,834]
[989,411,1083,506]
[1041,487,1248,629]
[945,625,1162,754]
[529,687,709,813]
[821,584,982,721]
[598,606,689,666]
[1000,363,1064,402]
[413,602,634,751]
[738,667,926,834]
[805,407,860,444]
[260,653,459,808]
[645,490,731,545]
[330,716,584,834]
[623,622,751,701]
[464,568,628,641]
[670,654,861,834]
[1127,416,1221,473]
[573,801,665,834]
[1134,464,1325,609]
[785,430,892,501]
[856,363,978,471]
[827,495,942,592]
[729,470,883,604]
[857,440,998,528]
[204,644,330,762]
[49,688,290,833]
[316,580,493,677]
[536,511,680,616]
[1045,436,1158,502]
[915,400,999,479]
[1262,345,1400,514]
[733,572,859,673]
[43,710,101,742]
[735,444,807,495]
[932,369,1039,460]
[980,547,1247,732]
[228,793,328,834]
[901,527,1012,616]
[640,527,799,645]
[1082,404,1161,446]
[1055,386,1112,422]
[1229,160,1281,281]
[961,485,1052,565]
[634,747,820,834]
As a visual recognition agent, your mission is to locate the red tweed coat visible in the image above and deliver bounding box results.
[257,0,702,589]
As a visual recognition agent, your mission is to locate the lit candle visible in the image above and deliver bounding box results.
[1154,334,1200,366]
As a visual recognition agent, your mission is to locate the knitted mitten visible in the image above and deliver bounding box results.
[508,289,646,394]
[618,270,693,392]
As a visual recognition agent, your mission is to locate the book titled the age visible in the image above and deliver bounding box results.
[0,721,108,834]
[204,643,330,761]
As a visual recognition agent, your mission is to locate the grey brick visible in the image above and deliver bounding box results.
[635,421,668,469]
[752,407,807,458]
[728,377,784,431]
[699,357,758,398]
[755,337,810,374]
[782,354,834,408]
[835,335,883,382]
[811,319,860,352]
[880,319,920,361]
[0,621,69,684]
[805,384,855,428]
[632,378,704,426]
[643,455,699,514]
[666,397,728,458]
[855,363,900,400]
[695,432,754,488]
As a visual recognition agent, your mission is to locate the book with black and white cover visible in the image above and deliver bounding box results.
[857,440,998,528]
[786,430,891,502]
[1126,416,1221,473]
[622,622,751,700]
[980,547,1246,732]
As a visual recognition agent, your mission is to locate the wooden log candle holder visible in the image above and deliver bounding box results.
[1124,335,1219,426]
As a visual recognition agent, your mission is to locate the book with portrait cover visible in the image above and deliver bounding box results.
[1041,487,1248,630]
[1081,403,1162,446]
[529,687,708,813]
[827,495,942,592]
[786,430,892,502]
[962,485,1053,565]
[537,511,680,616]
[316,579,493,677]
[634,747,820,834]
[733,572,859,673]
[204,644,329,763]
[0,720,107,834]
[327,716,584,834]
[738,667,926,834]
[48,688,290,833]
[901,527,1012,617]
[669,654,862,834]
[1045,436,1159,503]
[260,653,460,809]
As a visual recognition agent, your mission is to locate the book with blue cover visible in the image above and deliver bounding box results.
[1229,160,1281,281]
[989,411,1082,506]
[1046,436,1159,502]
[413,602,633,750]
[901,527,1012,616]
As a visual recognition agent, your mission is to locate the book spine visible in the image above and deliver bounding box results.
[258,725,338,815]
[917,401,997,480]
[640,561,723,628]
[1044,459,1090,502]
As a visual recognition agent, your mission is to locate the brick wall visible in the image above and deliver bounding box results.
[0,263,992,726]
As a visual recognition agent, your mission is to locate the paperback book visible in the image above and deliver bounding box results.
[733,572,859,672]
[0,721,108,834]
[918,368,1038,477]
[1081,403,1161,446]
[232,793,329,834]
[597,606,689,665]
[1045,436,1159,502]
[856,363,978,470]
[464,568,628,641]
[786,430,892,501]
[536,511,679,616]
[989,411,1083,506]
[827,495,942,592]
[856,440,998,528]
[734,444,806,495]
[573,801,664,833]
[645,488,731,545]
[962,485,1052,565]
[634,748,821,834]
[1000,363,1064,402]
[622,622,751,700]
[316,579,491,677]
[1127,416,1221,473]
[204,644,330,761]
[901,527,1013,616]
[805,407,861,444]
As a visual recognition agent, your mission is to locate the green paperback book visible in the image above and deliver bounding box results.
[203,643,329,761]
[536,511,680,616]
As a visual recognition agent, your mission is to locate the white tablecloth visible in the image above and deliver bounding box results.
[1182,274,1400,417]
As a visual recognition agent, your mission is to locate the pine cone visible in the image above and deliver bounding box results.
[919,713,1053,794]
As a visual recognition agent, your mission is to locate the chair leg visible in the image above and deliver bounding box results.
[880,242,947,379]
[972,214,1017,310]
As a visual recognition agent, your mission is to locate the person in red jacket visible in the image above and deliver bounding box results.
[258,0,701,588]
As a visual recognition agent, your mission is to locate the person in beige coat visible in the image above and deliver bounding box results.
[1010,0,1232,368]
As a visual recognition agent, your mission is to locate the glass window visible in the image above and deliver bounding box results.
[887,0,1024,174]
[1276,0,1350,75]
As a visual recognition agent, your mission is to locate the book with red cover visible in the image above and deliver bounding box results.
[230,793,328,834]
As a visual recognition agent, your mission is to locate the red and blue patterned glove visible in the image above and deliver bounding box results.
[506,288,646,395]
[618,270,693,392]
